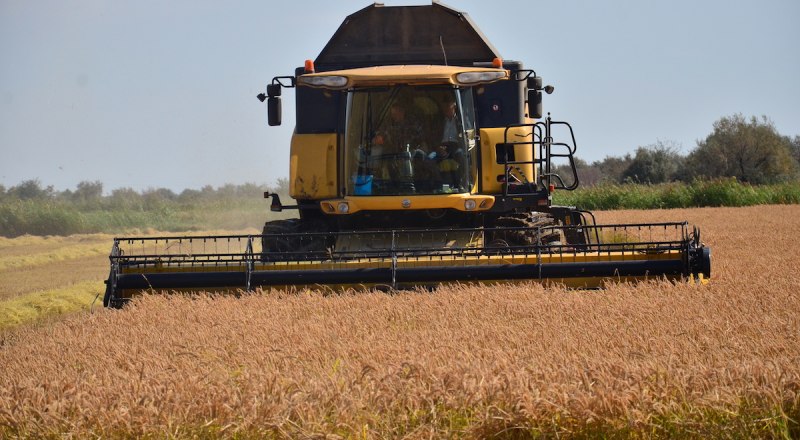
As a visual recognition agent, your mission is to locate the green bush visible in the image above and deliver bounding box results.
[0,200,83,236]
[554,179,800,210]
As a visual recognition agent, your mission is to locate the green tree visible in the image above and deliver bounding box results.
[593,154,633,184]
[685,114,797,184]
[791,135,800,168]
[72,180,103,203]
[7,179,54,199]
[622,141,684,184]
[178,188,202,202]
[548,157,587,188]
[109,187,143,209]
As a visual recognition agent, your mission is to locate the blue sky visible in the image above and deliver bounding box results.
[1,0,798,192]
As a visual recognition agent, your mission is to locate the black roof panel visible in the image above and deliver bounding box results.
[315,2,502,70]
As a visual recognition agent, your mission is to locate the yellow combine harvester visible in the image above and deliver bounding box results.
[104,3,710,307]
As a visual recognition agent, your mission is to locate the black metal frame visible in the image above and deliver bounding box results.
[104,222,710,308]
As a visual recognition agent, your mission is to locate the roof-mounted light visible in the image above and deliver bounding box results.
[298,75,348,89]
[455,70,507,85]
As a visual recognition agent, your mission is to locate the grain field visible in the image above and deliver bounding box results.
[0,206,798,438]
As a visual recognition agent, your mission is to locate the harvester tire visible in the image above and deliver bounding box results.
[491,213,563,249]
[261,219,330,261]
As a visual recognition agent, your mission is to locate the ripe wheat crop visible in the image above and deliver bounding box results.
[1,205,799,438]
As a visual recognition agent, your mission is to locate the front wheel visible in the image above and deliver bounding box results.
[489,213,563,250]
[261,219,331,261]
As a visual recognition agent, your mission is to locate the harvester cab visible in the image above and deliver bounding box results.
[103,2,710,308]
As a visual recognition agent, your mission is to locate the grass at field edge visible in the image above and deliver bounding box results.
[0,280,101,330]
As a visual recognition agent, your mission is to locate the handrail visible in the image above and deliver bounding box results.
[500,117,580,195]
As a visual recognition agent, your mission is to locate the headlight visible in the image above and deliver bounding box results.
[455,71,507,85]
[298,75,348,88]
[337,202,350,213]
[464,199,477,210]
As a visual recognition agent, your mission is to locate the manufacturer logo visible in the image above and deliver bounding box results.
[401,199,411,208]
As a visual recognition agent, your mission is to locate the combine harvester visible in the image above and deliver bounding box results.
[104,2,710,307]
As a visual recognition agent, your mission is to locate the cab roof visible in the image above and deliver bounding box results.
[314,2,502,70]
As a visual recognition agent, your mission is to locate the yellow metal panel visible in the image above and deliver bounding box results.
[320,193,495,214]
[479,127,536,194]
[289,132,338,200]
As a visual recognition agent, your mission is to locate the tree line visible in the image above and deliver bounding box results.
[0,179,291,206]
[559,114,800,186]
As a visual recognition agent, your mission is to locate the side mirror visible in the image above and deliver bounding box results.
[268,97,282,126]
[266,83,283,126]
[267,84,282,97]
[526,76,548,119]
[528,90,543,119]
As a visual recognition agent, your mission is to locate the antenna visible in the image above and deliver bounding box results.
[439,35,448,66]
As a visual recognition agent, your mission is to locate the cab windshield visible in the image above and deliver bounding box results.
[344,86,476,196]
